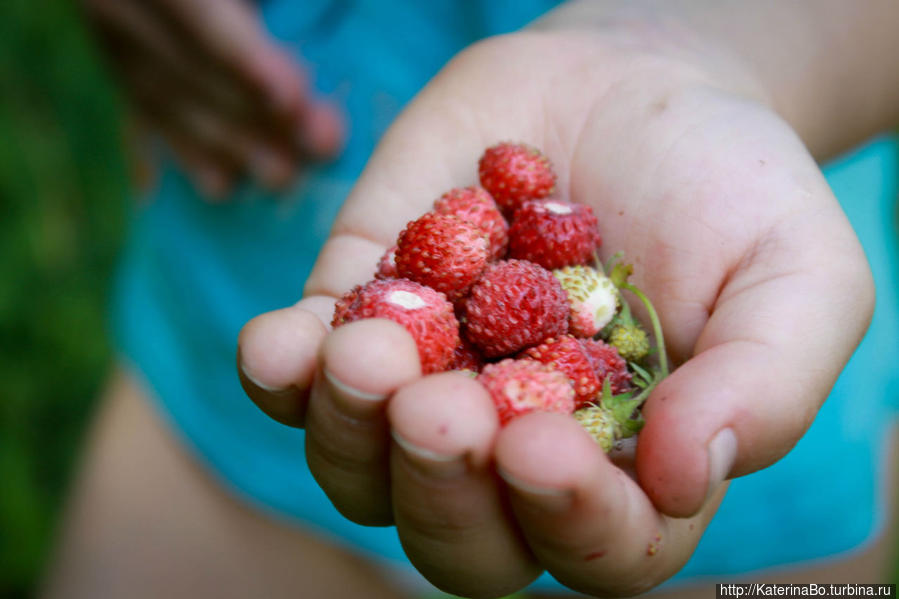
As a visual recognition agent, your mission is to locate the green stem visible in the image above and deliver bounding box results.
[621,282,669,378]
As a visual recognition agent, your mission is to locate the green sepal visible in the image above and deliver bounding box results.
[609,261,634,289]
[628,361,654,389]
[619,410,646,438]
[602,251,625,276]
[599,379,646,438]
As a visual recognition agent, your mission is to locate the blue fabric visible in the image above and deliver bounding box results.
[111,1,899,593]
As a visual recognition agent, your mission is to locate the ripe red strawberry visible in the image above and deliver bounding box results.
[578,338,632,395]
[478,142,556,216]
[394,212,489,302]
[331,284,362,326]
[520,334,602,409]
[374,245,398,280]
[449,337,486,372]
[553,265,618,337]
[462,259,569,358]
[331,278,460,374]
[508,200,602,270]
[433,186,508,261]
[477,358,575,425]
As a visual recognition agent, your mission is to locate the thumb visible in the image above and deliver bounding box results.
[636,203,874,518]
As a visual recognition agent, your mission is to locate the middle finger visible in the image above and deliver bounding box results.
[304,319,421,526]
[388,372,542,598]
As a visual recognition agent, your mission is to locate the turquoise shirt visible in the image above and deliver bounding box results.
[111,1,899,592]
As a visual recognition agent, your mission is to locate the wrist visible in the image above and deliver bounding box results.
[527,6,774,112]
[528,0,899,158]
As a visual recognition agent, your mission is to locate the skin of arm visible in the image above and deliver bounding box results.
[535,0,899,159]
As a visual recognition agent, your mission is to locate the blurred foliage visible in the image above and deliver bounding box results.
[0,0,128,595]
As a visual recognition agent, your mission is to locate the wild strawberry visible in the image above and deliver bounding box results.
[477,358,575,425]
[574,380,647,453]
[374,245,398,280]
[331,278,460,374]
[574,405,619,453]
[608,323,650,362]
[449,337,486,372]
[575,257,672,451]
[433,186,508,261]
[478,142,556,216]
[553,265,618,337]
[462,259,569,358]
[394,212,489,302]
[331,283,362,326]
[520,335,601,409]
[508,200,602,270]
[578,338,632,395]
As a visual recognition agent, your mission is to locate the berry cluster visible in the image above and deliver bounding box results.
[332,142,668,451]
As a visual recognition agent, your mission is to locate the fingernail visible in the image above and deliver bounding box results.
[323,368,387,403]
[239,361,290,394]
[392,431,468,479]
[498,467,573,513]
[705,428,737,503]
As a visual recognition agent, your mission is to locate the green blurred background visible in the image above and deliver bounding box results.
[1,0,127,596]
[0,1,897,598]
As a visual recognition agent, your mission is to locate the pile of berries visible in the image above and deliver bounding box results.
[332,142,668,451]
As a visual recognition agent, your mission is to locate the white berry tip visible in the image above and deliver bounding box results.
[387,289,427,310]
[544,201,572,215]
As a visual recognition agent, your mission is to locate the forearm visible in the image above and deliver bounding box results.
[535,0,899,160]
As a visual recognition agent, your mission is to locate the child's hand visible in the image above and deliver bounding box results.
[238,30,873,597]
[81,0,343,197]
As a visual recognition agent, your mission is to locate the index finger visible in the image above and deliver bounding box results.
[237,295,334,426]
